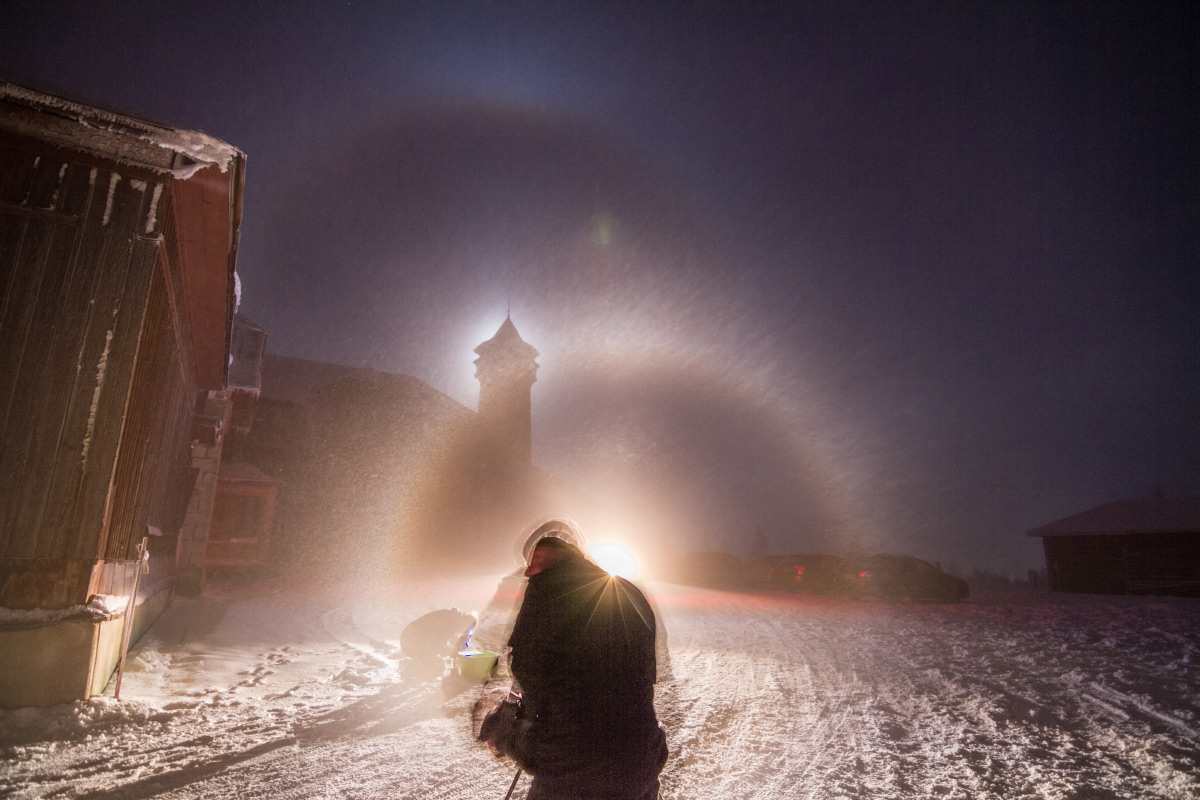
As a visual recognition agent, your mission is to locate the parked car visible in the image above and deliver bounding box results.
[850,554,969,602]
[675,551,750,589]
[768,554,858,595]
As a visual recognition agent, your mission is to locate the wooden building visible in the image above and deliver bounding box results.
[240,317,574,575]
[0,82,245,706]
[1027,496,1200,597]
[243,353,476,572]
[206,461,278,567]
[205,314,278,569]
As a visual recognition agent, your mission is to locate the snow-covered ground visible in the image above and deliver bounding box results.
[1,572,1197,799]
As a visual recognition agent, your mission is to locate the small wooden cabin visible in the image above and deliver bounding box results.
[1027,497,1200,597]
[0,81,244,706]
[207,462,278,567]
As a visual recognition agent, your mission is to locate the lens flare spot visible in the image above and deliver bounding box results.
[591,542,639,579]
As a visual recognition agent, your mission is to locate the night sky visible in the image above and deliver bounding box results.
[3,2,1196,574]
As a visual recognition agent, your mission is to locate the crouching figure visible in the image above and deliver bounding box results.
[488,535,667,800]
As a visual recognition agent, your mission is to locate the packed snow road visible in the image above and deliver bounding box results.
[1,573,1197,799]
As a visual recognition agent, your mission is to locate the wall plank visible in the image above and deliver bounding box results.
[66,179,158,562]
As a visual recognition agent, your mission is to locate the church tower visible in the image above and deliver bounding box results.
[473,315,539,465]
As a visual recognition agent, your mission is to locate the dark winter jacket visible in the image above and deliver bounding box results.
[508,554,667,798]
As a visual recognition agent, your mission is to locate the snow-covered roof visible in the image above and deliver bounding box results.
[259,353,471,416]
[1026,497,1200,537]
[0,80,242,178]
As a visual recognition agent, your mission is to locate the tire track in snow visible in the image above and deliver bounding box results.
[320,606,396,667]
[1085,682,1199,740]
[656,592,865,799]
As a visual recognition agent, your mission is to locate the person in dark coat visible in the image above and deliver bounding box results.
[507,535,667,800]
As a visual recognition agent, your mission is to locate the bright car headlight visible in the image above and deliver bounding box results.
[590,542,639,579]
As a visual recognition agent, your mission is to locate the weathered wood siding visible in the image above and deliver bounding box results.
[0,134,197,607]
[1043,533,1200,597]
[102,248,196,562]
